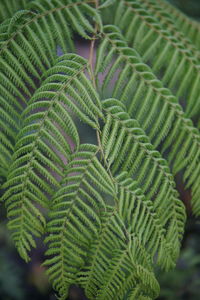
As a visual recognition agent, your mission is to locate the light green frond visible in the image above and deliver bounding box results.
[0,0,100,174]
[44,144,115,299]
[141,0,200,61]
[96,25,200,215]
[79,209,159,300]
[45,143,164,300]
[114,0,200,119]
[101,99,186,267]
[2,53,103,262]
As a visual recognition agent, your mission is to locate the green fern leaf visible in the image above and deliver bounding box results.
[114,0,200,119]
[96,25,200,215]
[2,54,102,261]
[0,0,100,174]
[44,144,115,298]
[0,0,28,23]
[79,172,162,300]
[0,1,199,299]
[101,99,186,266]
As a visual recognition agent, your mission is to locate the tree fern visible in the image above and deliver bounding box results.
[97,25,200,214]
[0,0,199,299]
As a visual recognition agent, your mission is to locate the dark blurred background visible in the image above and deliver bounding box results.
[169,0,200,19]
[0,1,200,299]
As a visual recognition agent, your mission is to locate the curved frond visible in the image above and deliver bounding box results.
[45,143,168,299]
[2,53,102,261]
[0,1,198,299]
[0,0,100,172]
[114,0,200,119]
[79,175,160,300]
[44,144,115,299]
[101,99,186,265]
[96,25,200,215]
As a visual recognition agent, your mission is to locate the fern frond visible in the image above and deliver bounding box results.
[45,141,168,299]
[94,244,159,300]
[2,54,103,262]
[0,0,100,174]
[44,144,115,299]
[96,25,200,215]
[79,199,159,300]
[0,1,198,299]
[156,0,200,51]
[114,0,200,119]
[101,99,185,265]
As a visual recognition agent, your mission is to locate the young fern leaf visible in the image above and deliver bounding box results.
[101,99,186,267]
[44,144,115,299]
[2,54,102,262]
[156,0,200,51]
[0,0,100,174]
[114,0,200,120]
[96,25,200,215]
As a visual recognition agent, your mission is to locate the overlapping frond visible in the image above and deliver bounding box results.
[156,0,200,51]
[114,0,200,120]
[0,1,199,299]
[96,25,200,215]
[45,144,162,299]
[44,144,115,299]
[2,54,102,261]
[43,124,185,299]
[0,0,100,173]
[79,171,168,300]
[101,99,185,264]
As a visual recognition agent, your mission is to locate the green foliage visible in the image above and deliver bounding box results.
[0,0,28,23]
[0,0,199,299]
